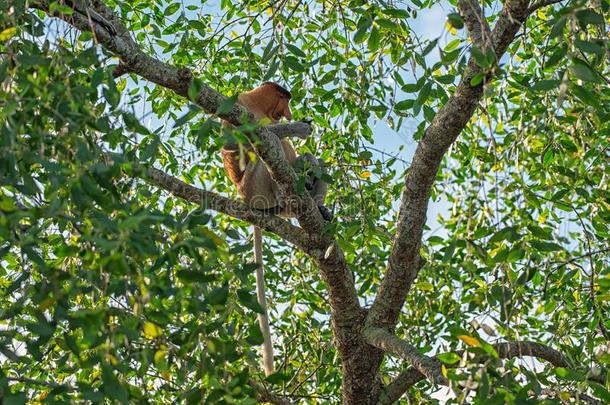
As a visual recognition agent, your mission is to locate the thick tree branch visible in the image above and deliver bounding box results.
[457,0,492,49]
[367,0,532,330]
[100,152,311,248]
[34,3,364,397]
[267,122,312,140]
[378,341,607,404]
[363,327,448,386]
[32,0,326,234]
[144,167,311,251]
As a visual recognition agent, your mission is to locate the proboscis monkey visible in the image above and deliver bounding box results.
[221,82,329,376]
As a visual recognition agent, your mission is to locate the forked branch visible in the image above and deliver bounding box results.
[367,0,532,330]
[32,0,326,233]
[378,341,607,404]
[363,327,448,386]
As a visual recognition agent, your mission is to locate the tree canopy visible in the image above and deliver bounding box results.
[0,0,609,403]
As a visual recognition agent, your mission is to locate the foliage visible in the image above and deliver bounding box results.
[0,0,609,403]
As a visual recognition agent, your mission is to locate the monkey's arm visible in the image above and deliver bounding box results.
[267,121,311,140]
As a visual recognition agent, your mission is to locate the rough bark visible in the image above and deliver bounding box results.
[367,0,532,330]
[378,341,606,404]
[30,1,603,404]
[363,327,448,386]
[33,1,365,399]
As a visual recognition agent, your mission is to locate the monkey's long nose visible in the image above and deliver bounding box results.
[284,108,292,120]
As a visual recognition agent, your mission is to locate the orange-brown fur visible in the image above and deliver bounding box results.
[221,82,297,209]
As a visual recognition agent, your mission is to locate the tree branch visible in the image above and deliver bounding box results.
[457,0,492,49]
[34,3,364,395]
[378,341,607,404]
[144,167,311,251]
[367,0,532,330]
[100,152,311,248]
[32,0,326,234]
[528,0,564,13]
[363,327,448,386]
[249,379,295,405]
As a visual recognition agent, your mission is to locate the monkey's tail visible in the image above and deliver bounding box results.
[253,226,274,376]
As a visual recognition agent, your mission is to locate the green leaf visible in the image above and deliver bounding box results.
[176,270,217,283]
[383,8,409,19]
[575,39,604,56]
[437,352,461,364]
[286,43,306,58]
[206,286,229,305]
[555,367,583,381]
[102,364,129,402]
[246,322,264,345]
[422,38,438,56]
[530,241,563,252]
[368,26,382,52]
[284,55,305,72]
[471,47,490,68]
[216,95,238,114]
[589,383,610,402]
[395,99,414,111]
[237,288,264,313]
[575,9,605,26]
[415,82,432,110]
[353,25,370,44]
[470,73,485,86]
[530,79,559,92]
[174,106,201,128]
[447,13,464,29]
[570,61,602,83]
[550,16,566,38]
[376,18,400,32]
[164,3,181,16]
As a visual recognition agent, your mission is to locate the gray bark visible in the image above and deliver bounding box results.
[31,1,606,403]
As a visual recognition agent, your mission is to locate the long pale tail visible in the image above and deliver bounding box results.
[253,226,274,376]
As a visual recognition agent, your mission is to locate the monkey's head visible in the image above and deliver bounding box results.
[243,82,292,123]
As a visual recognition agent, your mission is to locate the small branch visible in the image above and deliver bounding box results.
[363,327,448,386]
[493,341,570,367]
[377,340,607,404]
[249,379,295,405]
[7,376,74,392]
[528,0,564,13]
[539,389,605,405]
[377,369,425,405]
[457,0,493,49]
